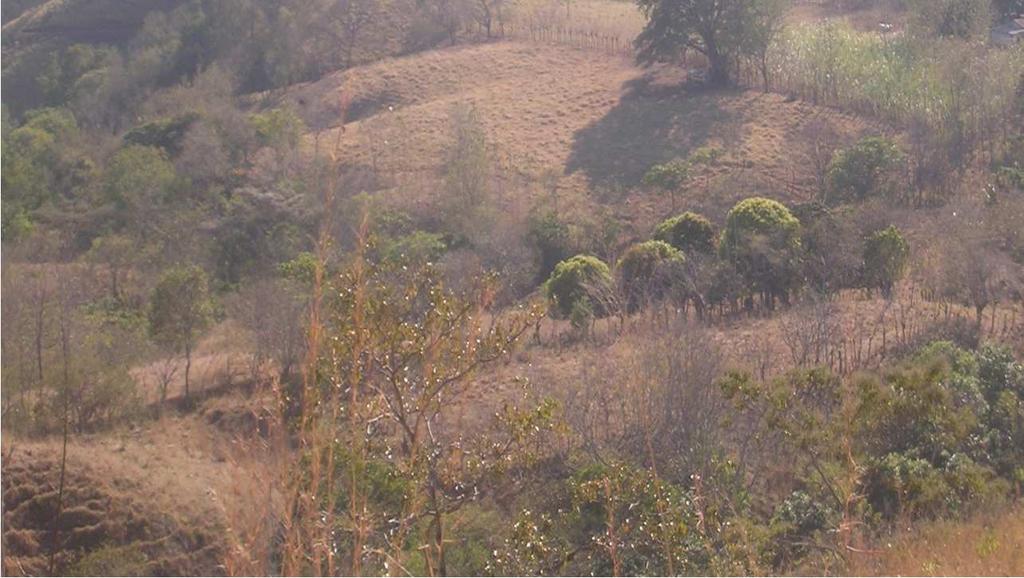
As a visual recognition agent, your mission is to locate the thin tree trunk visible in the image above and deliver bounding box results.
[48,303,72,575]
[185,342,192,400]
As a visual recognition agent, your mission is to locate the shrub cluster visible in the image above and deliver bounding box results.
[544,198,914,320]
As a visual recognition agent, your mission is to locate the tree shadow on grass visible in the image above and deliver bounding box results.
[565,73,745,190]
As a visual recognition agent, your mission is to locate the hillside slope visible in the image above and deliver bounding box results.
[1,397,275,576]
[1,0,181,47]
[279,41,885,228]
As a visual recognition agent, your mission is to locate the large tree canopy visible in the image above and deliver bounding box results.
[634,0,786,86]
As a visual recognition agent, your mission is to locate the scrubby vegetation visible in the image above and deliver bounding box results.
[3,0,1024,575]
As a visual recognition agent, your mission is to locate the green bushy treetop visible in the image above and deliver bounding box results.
[1,107,89,239]
[862,225,910,298]
[123,112,200,156]
[103,145,177,211]
[617,240,685,313]
[720,197,802,304]
[250,107,305,150]
[148,265,214,399]
[544,255,614,319]
[826,136,903,204]
[653,211,716,254]
[642,160,690,211]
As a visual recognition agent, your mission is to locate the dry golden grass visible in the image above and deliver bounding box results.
[131,320,253,404]
[850,506,1024,576]
[280,39,882,237]
[2,389,284,572]
[0,410,254,575]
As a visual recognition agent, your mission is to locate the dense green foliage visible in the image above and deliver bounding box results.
[825,136,903,204]
[617,240,685,313]
[123,113,199,155]
[497,341,1024,575]
[103,145,179,231]
[635,0,786,85]
[1,108,90,239]
[653,211,716,254]
[854,342,1024,518]
[250,107,305,150]
[862,225,910,297]
[720,197,802,306]
[544,255,614,320]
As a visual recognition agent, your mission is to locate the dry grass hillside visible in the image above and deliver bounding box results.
[3,0,1021,574]
[851,506,1024,576]
[1,395,277,576]
[278,40,885,230]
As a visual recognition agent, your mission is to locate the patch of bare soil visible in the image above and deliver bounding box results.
[2,402,281,576]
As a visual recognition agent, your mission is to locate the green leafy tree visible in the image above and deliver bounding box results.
[653,211,716,254]
[379,230,449,265]
[1,108,89,238]
[853,351,998,518]
[825,137,903,204]
[974,345,1024,485]
[280,246,550,576]
[36,44,116,107]
[617,240,685,313]
[250,107,305,150]
[102,145,177,234]
[495,461,761,578]
[544,255,614,320]
[720,343,1024,549]
[720,197,802,308]
[642,160,690,212]
[278,251,319,284]
[862,225,910,298]
[635,0,787,86]
[148,266,214,400]
[85,234,138,301]
[527,210,573,282]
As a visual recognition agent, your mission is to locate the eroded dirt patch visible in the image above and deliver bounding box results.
[2,447,224,576]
